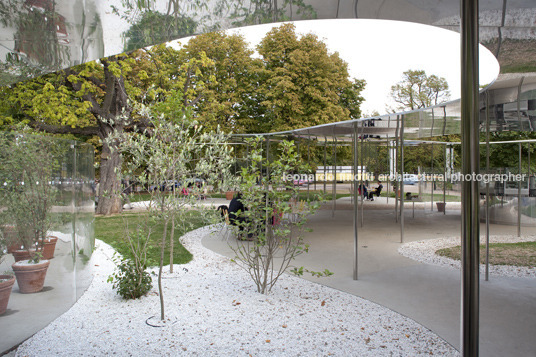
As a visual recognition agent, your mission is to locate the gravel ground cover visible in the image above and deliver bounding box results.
[16,225,458,356]
[398,235,536,279]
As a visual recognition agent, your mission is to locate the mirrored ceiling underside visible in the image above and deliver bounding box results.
[1,0,536,87]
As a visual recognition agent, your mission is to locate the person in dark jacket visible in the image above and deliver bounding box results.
[228,192,248,239]
[368,181,383,201]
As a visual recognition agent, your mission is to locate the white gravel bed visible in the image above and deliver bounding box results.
[398,235,536,279]
[16,225,458,356]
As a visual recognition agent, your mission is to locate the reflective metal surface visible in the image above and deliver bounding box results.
[0,132,94,353]
[1,0,536,87]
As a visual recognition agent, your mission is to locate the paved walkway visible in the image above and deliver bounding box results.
[202,198,536,357]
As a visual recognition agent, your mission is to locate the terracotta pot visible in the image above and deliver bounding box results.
[1,225,21,253]
[38,236,58,260]
[12,249,37,262]
[436,202,446,212]
[7,242,23,254]
[12,260,50,294]
[0,275,16,315]
[225,191,235,200]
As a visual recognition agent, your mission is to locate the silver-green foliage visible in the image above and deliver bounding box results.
[108,102,235,318]
[230,138,331,295]
[0,132,60,263]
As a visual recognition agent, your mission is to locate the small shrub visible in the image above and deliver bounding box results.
[108,255,152,299]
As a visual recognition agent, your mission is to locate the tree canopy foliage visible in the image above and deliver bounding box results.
[0,23,366,214]
[389,69,450,111]
[254,23,365,132]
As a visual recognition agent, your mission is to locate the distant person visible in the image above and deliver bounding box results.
[368,181,383,201]
[358,183,368,200]
[228,192,248,239]
[122,179,133,209]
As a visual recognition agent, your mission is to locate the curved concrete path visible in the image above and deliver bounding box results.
[202,199,536,357]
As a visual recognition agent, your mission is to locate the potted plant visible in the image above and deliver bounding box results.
[225,190,236,200]
[0,231,16,315]
[436,201,446,212]
[0,133,58,293]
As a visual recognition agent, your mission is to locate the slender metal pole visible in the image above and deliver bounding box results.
[387,135,390,205]
[529,143,532,229]
[443,145,447,215]
[400,115,405,243]
[332,133,337,217]
[307,138,311,201]
[353,123,359,280]
[246,142,250,167]
[518,142,522,237]
[395,115,400,222]
[431,143,435,211]
[266,137,270,178]
[323,136,327,194]
[485,93,490,281]
[360,128,364,227]
[461,0,480,354]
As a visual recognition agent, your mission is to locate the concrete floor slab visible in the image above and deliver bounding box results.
[203,200,536,357]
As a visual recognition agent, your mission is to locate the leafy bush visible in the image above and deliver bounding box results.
[230,138,331,294]
[108,255,153,300]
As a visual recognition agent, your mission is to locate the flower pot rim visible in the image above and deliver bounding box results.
[12,259,50,267]
[0,274,15,283]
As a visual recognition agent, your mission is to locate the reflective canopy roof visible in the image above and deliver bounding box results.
[1,0,536,87]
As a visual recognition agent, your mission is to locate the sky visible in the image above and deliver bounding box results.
[221,19,500,115]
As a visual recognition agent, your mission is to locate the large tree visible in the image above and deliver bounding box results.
[3,55,135,215]
[255,23,365,133]
[0,45,223,215]
[389,69,450,111]
[179,31,259,133]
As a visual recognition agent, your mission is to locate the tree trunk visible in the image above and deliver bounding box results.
[96,132,122,215]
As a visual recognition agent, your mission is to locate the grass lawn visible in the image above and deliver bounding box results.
[127,190,350,203]
[95,211,211,267]
[436,241,536,268]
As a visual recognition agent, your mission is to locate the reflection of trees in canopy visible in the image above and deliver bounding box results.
[3,54,136,215]
[0,0,102,86]
[229,0,316,26]
[115,0,317,51]
[123,11,197,51]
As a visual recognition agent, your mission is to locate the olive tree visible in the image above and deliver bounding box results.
[108,99,235,319]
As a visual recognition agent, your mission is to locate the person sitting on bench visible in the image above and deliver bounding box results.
[228,192,250,240]
[368,181,383,201]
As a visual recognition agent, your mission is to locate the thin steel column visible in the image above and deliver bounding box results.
[485,93,490,281]
[360,127,364,227]
[323,136,327,194]
[246,142,250,167]
[332,133,337,217]
[518,142,522,237]
[461,0,480,354]
[400,115,405,243]
[307,137,311,201]
[443,145,447,215]
[266,137,270,178]
[385,135,391,205]
[431,143,434,211]
[395,115,400,222]
[353,123,359,280]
